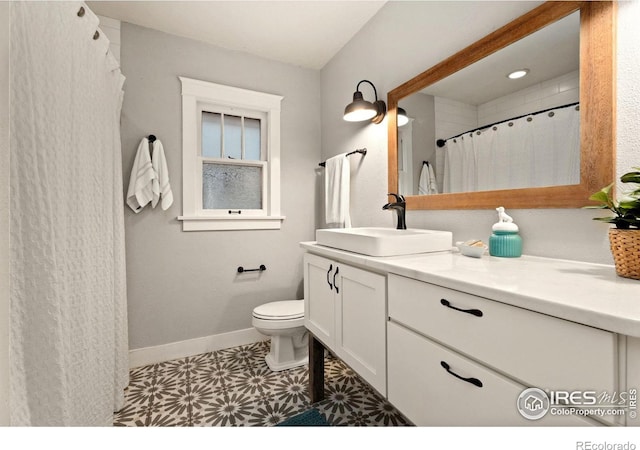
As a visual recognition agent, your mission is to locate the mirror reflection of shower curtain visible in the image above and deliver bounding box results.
[442,105,580,193]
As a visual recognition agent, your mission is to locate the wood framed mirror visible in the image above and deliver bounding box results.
[387,1,615,210]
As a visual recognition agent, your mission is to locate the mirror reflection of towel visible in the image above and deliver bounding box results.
[419,163,439,195]
[324,153,351,228]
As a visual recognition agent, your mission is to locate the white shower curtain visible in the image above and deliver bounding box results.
[442,105,580,193]
[10,2,128,426]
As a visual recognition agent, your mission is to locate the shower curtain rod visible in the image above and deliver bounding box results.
[436,101,579,148]
[319,148,367,167]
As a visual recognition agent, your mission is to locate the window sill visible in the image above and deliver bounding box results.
[177,215,285,231]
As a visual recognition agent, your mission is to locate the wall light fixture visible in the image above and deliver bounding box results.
[397,107,409,127]
[343,80,387,124]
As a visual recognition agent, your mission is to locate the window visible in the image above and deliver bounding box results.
[178,77,284,231]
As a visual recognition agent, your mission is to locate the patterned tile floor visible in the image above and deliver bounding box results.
[114,340,411,427]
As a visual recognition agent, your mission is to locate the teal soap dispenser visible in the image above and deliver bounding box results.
[489,207,522,257]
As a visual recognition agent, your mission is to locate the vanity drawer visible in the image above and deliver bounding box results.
[388,274,617,394]
[387,321,599,426]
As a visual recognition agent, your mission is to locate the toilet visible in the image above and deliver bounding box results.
[252,300,308,371]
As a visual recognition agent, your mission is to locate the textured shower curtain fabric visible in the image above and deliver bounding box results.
[10,2,128,426]
[442,106,580,193]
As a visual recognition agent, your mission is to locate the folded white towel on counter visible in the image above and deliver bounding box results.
[324,153,351,228]
[126,137,156,213]
[151,139,173,210]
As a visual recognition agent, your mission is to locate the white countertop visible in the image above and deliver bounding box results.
[301,242,640,338]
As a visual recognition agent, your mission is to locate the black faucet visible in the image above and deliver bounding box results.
[383,193,407,230]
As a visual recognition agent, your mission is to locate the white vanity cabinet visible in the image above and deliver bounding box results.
[387,274,613,426]
[303,253,387,395]
[301,242,640,427]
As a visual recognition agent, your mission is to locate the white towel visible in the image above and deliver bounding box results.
[151,140,173,210]
[126,138,156,213]
[418,164,429,195]
[324,153,351,228]
[418,163,439,195]
[427,163,439,194]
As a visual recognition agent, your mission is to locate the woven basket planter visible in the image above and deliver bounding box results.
[609,228,640,280]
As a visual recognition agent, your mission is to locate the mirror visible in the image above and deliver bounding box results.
[387,1,615,210]
[398,12,580,196]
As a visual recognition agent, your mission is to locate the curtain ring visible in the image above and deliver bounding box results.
[77,7,85,17]
[93,30,100,40]
[548,111,555,117]
[492,126,497,131]
[476,131,481,135]
[508,122,514,127]
[527,117,533,122]
[575,105,580,111]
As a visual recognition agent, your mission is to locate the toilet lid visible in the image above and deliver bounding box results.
[253,300,304,320]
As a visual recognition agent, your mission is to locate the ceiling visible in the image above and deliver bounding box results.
[90,1,576,102]
[88,1,387,70]
[421,10,579,105]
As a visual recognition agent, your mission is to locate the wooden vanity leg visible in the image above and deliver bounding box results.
[308,333,325,403]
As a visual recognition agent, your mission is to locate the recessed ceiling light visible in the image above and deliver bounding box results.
[507,69,530,80]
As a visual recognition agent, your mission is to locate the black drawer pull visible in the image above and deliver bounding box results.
[333,266,340,294]
[440,361,483,388]
[440,299,483,317]
[327,264,333,290]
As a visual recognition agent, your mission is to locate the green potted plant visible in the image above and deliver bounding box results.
[588,168,640,280]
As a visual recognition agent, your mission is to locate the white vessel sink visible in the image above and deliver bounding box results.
[315,227,453,257]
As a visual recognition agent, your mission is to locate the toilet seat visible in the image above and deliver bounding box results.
[252,300,304,321]
[252,299,308,371]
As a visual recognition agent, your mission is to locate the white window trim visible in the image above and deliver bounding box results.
[178,77,284,231]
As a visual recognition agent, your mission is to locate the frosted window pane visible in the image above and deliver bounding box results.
[224,115,242,160]
[245,118,261,161]
[202,112,221,157]
[203,163,262,210]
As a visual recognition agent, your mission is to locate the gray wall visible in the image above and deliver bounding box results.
[321,0,636,264]
[118,0,640,350]
[0,1,10,426]
[120,23,320,350]
[617,0,640,189]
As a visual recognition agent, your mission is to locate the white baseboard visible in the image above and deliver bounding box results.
[128,328,267,368]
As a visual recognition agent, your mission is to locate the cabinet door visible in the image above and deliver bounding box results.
[303,253,335,348]
[388,321,599,427]
[335,263,387,395]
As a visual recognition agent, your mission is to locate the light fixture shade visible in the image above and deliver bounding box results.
[344,91,377,122]
[343,80,387,124]
[397,107,409,126]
